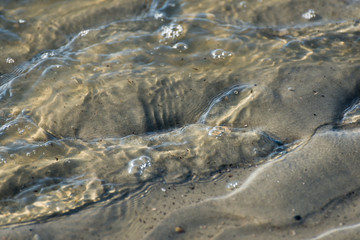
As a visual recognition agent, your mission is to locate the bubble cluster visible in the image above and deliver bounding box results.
[6,57,15,64]
[211,49,233,60]
[302,9,316,20]
[160,23,184,41]
[226,181,239,190]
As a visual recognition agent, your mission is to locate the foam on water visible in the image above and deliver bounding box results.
[341,99,360,125]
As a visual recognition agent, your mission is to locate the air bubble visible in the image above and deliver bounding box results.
[6,57,15,64]
[302,9,316,20]
[128,156,152,175]
[211,49,233,60]
[208,126,231,137]
[172,42,188,52]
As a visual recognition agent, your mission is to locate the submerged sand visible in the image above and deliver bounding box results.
[1,0,360,239]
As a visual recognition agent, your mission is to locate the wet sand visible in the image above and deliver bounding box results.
[1,0,360,239]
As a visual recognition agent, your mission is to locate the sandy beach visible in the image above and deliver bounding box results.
[1,0,360,239]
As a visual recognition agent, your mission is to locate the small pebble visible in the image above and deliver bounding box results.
[175,226,185,233]
[288,87,295,92]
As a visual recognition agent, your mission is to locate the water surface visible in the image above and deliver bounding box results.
[1,0,360,239]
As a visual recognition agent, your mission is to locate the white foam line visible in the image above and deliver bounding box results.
[198,84,251,124]
[308,222,360,240]
[208,157,282,201]
[207,139,304,201]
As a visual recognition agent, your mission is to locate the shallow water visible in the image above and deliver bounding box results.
[1,0,360,239]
